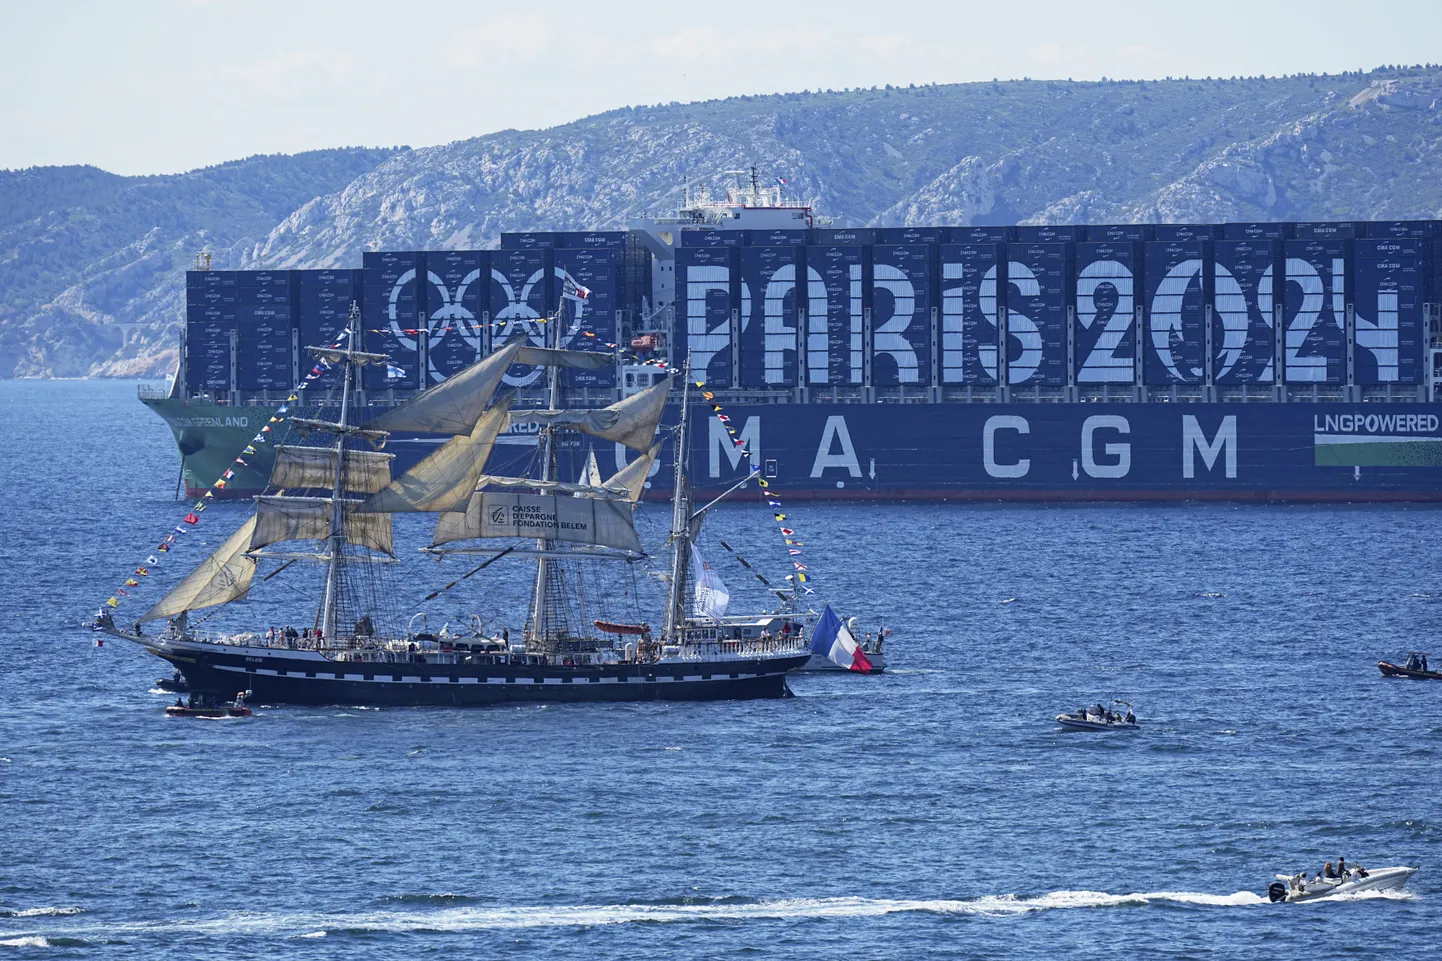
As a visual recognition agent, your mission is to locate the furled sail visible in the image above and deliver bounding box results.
[367,340,521,435]
[472,475,631,498]
[307,346,389,366]
[270,446,395,494]
[432,492,643,553]
[139,517,258,623]
[251,496,395,556]
[601,439,664,505]
[515,346,614,371]
[353,397,514,514]
[510,375,673,452]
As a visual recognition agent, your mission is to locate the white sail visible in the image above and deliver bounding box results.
[354,398,513,514]
[270,446,395,494]
[578,452,602,488]
[432,491,643,553]
[601,439,664,505]
[509,375,673,452]
[139,517,258,623]
[252,497,395,556]
[690,544,730,620]
[367,340,521,435]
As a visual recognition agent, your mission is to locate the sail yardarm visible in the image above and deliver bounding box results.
[270,447,394,494]
[431,492,643,553]
[353,397,514,514]
[251,497,395,556]
[367,340,521,435]
[139,517,258,622]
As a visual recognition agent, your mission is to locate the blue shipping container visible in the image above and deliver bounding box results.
[1084,224,1151,242]
[813,228,875,246]
[1222,222,1291,241]
[875,227,947,246]
[1014,225,1082,243]
[500,232,558,250]
[680,230,746,248]
[186,270,237,290]
[1152,224,1218,243]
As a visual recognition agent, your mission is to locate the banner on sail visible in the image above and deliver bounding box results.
[436,492,642,553]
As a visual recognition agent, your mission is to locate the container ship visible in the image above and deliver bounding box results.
[144,172,1442,502]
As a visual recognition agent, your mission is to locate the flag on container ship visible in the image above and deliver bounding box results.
[563,276,591,301]
[809,604,872,673]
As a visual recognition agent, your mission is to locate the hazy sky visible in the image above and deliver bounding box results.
[4,0,1439,175]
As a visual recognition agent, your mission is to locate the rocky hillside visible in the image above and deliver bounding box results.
[6,66,1442,378]
[0,148,398,378]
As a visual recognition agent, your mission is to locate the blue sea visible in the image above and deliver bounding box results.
[2,379,1439,959]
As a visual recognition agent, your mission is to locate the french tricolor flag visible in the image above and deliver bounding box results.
[809,604,873,673]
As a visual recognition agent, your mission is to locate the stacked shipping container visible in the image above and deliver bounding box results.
[183,220,1441,401]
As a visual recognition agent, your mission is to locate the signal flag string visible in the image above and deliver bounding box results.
[97,329,354,619]
[696,382,814,598]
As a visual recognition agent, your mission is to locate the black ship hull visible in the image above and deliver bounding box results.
[150,640,808,707]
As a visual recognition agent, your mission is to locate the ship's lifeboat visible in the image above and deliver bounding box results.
[594,620,651,636]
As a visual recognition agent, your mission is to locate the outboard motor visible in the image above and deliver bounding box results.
[1267,881,1289,903]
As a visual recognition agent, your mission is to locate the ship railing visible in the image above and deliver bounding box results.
[137,384,171,400]
[660,638,809,662]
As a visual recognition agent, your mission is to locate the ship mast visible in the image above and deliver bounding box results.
[318,304,358,641]
[664,362,693,641]
[528,302,564,643]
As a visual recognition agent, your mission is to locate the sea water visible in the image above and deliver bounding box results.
[0,379,1437,959]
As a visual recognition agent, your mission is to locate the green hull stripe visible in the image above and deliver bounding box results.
[1314,440,1442,467]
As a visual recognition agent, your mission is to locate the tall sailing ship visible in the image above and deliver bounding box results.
[98,305,812,705]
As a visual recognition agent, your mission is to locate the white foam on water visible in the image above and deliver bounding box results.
[15,891,1272,941]
[0,936,52,947]
[0,908,84,919]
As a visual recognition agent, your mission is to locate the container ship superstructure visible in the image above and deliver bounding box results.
[144,172,1442,502]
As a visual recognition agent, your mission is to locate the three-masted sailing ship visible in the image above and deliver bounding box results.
[96,305,812,705]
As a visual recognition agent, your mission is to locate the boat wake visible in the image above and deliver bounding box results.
[1,890,1288,942]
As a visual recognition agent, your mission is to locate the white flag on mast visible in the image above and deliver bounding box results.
[690,545,729,621]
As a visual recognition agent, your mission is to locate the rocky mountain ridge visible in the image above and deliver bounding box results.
[5,67,1442,378]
